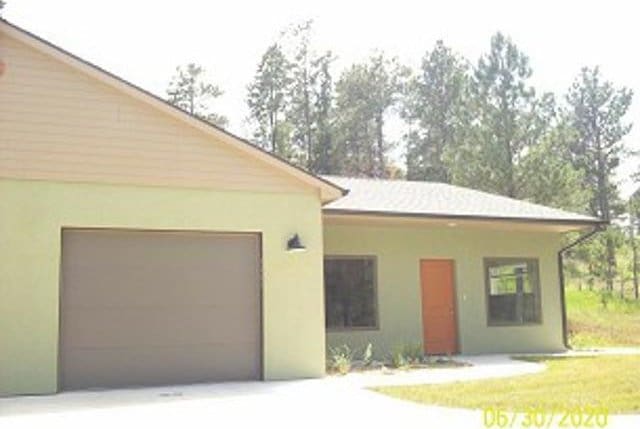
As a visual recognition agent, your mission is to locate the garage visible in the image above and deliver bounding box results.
[59,229,262,390]
[2,19,341,396]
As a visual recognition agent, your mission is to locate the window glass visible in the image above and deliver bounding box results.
[485,259,541,325]
[324,257,377,329]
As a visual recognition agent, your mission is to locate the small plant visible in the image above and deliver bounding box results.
[328,345,353,375]
[361,343,373,367]
[391,350,409,369]
[402,343,424,364]
[390,343,424,369]
[600,291,610,309]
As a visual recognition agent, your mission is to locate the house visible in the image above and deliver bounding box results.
[0,19,604,396]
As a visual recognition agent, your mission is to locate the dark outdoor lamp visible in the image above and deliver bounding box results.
[286,234,306,252]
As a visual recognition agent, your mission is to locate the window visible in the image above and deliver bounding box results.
[484,258,541,326]
[324,256,378,330]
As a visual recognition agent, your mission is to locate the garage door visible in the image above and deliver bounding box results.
[59,229,261,390]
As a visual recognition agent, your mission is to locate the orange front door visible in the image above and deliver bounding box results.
[420,259,458,355]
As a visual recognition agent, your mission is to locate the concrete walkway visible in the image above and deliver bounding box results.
[326,354,545,387]
[550,346,640,356]
[324,349,640,388]
[1,354,638,429]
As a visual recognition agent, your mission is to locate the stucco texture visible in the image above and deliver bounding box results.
[324,222,565,359]
[0,179,325,396]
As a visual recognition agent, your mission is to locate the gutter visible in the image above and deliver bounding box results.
[323,208,604,227]
[557,223,607,349]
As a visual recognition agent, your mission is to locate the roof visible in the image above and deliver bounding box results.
[323,176,604,227]
[0,18,346,202]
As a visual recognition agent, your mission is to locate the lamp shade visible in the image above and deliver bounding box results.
[286,234,306,252]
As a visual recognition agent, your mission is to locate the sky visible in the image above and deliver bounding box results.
[3,0,639,196]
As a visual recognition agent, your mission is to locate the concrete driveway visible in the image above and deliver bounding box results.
[0,380,477,428]
[1,355,638,429]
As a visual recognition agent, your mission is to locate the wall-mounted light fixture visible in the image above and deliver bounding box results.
[286,234,306,252]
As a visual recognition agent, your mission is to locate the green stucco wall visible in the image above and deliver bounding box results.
[324,222,566,359]
[0,179,325,395]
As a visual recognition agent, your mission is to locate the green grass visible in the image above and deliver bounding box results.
[373,355,640,413]
[567,289,640,348]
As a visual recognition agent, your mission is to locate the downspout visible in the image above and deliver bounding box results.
[558,224,606,349]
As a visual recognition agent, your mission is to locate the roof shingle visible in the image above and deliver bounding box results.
[323,176,602,225]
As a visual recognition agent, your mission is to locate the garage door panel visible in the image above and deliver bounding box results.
[63,234,258,307]
[60,229,261,390]
[63,305,259,348]
[63,275,258,307]
[62,342,260,389]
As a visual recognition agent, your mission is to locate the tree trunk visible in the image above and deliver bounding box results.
[270,112,278,154]
[438,134,449,183]
[303,82,312,170]
[605,234,616,292]
[505,140,516,198]
[269,84,277,154]
[632,232,639,300]
[595,136,615,291]
[375,113,385,178]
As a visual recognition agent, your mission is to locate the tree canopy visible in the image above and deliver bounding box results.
[166,63,228,128]
[165,22,637,295]
[240,24,636,295]
[402,40,468,183]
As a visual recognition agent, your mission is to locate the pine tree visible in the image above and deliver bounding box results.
[443,32,586,212]
[166,63,228,128]
[286,21,314,168]
[334,53,406,177]
[246,44,292,158]
[309,51,337,173]
[402,40,469,182]
[566,66,633,290]
[517,117,590,211]
[628,192,640,299]
[284,21,337,172]
[454,33,543,197]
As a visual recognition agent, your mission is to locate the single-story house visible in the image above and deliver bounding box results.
[0,19,604,396]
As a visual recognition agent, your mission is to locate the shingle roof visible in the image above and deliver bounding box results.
[323,176,603,225]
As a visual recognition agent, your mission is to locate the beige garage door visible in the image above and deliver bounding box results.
[59,229,261,391]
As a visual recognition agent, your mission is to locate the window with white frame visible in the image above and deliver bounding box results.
[484,258,541,325]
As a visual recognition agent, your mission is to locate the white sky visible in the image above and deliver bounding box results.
[4,0,639,196]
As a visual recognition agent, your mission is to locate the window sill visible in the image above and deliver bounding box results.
[487,322,542,327]
[327,326,380,333]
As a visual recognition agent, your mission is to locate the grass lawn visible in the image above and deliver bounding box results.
[373,355,640,414]
[567,289,640,348]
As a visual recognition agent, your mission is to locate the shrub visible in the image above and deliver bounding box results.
[390,343,424,368]
[390,350,409,369]
[361,343,373,367]
[402,343,424,363]
[328,345,353,375]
